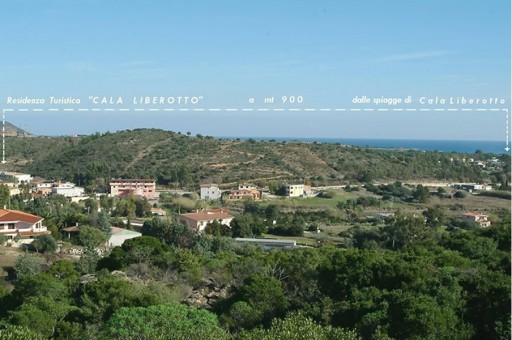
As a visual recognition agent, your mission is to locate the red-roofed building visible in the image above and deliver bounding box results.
[178,208,234,232]
[227,189,262,200]
[0,209,50,244]
[462,212,491,227]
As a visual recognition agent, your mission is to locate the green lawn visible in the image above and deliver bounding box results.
[265,191,358,209]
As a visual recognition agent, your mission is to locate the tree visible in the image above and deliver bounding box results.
[0,184,10,208]
[76,247,101,274]
[0,325,44,339]
[422,207,446,229]
[32,234,58,253]
[141,218,195,247]
[412,184,430,203]
[454,191,467,199]
[135,197,151,217]
[84,198,99,214]
[386,291,473,339]
[204,220,231,237]
[235,274,289,327]
[102,303,227,339]
[13,254,43,280]
[231,215,265,238]
[47,260,80,290]
[265,204,279,221]
[18,183,32,201]
[382,214,433,249]
[126,194,136,221]
[8,296,75,339]
[76,276,161,324]
[78,226,107,248]
[97,211,112,238]
[99,195,114,213]
[239,312,358,340]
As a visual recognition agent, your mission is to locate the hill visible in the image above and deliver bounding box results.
[2,121,33,137]
[1,129,507,189]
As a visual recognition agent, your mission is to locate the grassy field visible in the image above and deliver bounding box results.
[263,189,377,209]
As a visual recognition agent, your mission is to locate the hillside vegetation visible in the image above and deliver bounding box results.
[3,129,507,190]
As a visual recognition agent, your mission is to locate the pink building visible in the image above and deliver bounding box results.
[109,179,156,199]
[227,189,262,200]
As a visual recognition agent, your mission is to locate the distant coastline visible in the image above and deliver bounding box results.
[218,137,506,154]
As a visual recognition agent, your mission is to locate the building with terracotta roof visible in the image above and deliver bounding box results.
[0,209,49,244]
[178,208,234,232]
[109,179,156,199]
[462,212,491,227]
[227,188,262,200]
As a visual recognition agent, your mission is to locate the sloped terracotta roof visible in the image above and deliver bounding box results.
[179,211,233,222]
[0,209,43,224]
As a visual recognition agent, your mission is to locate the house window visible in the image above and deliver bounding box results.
[8,223,15,230]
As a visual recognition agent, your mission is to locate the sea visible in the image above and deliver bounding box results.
[219,137,508,155]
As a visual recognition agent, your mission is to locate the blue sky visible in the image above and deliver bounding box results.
[0,0,510,140]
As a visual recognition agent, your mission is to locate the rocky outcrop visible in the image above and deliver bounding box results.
[183,281,230,309]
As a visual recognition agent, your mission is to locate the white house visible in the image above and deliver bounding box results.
[285,184,305,197]
[453,183,493,193]
[0,209,50,245]
[0,171,33,184]
[178,209,234,232]
[200,183,221,201]
[52,182,85,198]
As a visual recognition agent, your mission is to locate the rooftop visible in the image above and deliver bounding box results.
[462,212,488,217]
[110,179,155,183]
[179,209,233,222]
[0,209,43,224]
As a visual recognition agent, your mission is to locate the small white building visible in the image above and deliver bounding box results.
[106,227,142,248]
[285,184,305,197]
[33,180,54,189]
[200,183,221,201]
[453,183,493,193]
[0,171,33,184]
[52,182,85,198]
